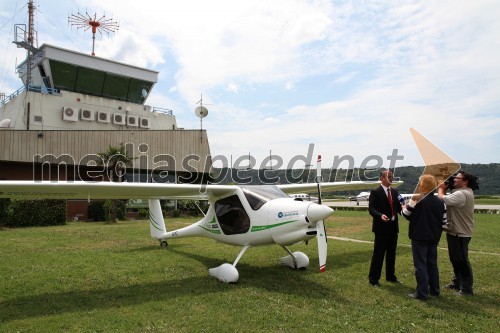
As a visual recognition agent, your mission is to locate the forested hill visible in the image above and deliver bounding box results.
[386,163,499,196]
[210,163,499,196]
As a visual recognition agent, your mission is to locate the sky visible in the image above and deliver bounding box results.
[1,0,499,170]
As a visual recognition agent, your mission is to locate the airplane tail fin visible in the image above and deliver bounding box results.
[149,199,167,239]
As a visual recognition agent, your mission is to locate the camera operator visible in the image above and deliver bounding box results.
[438,171,479,296]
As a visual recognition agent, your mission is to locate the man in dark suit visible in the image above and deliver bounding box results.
[368,170,403,286]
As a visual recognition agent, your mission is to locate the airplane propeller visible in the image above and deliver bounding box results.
[315,155,328,272]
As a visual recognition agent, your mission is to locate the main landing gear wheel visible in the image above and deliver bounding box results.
[160,240,168,248]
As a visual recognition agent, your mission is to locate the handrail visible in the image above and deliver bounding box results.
[152,107,173,115]
[1,86,173,118]
[0,85,60,108]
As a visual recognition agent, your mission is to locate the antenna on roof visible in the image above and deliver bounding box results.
[13,0,39,88]
[195,94,209,143]
[68,10,119,56]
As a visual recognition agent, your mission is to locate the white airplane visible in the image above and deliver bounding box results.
[350,191,413,206]
[349,191,370,205]
[399,193,414,203]
[288,193,319,202]
[0,158,402,283]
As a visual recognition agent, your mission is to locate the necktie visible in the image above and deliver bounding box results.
[387,188,395,218]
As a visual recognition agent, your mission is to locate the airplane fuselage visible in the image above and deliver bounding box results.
[160,187,331,247]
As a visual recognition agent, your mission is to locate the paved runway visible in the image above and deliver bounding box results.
[323,201,500,211]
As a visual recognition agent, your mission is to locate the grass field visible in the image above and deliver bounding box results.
[474,197,500,205]
[0,212,498,332]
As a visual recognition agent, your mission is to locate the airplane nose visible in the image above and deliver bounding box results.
[307,203,334,223]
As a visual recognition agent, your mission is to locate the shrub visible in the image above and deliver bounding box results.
[116,200,126,220]
[103,200,115,223]
[7,199,66,227]
[0,198,10,228]
[87,201,105,221]
[177,200,208,216]
[88,200,126,222]
[138,208,148,219]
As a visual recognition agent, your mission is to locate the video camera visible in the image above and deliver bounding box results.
[444,174,456,191]
[444,171,479,191]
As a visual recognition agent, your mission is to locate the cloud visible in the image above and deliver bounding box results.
[96,31,164,68]
[76,0,333,101]
[227,83,239,93]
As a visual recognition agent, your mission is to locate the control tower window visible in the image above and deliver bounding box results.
[102,73,129,101]
[128,78,153,104]
[51,60,77,91]
[49,60,153,104]
[75,66,105,96]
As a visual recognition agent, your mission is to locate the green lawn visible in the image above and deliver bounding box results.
[475,197,500,205]
[0,212,498,332]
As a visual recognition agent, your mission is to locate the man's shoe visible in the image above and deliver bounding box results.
[444,283,459,290]
[370,281,381,287]
[387,279,403,284]
[408,293,427,300]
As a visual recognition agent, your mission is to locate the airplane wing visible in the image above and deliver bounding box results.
[0,181,238,200]
[277,180,403,194]
[0,180,403,200]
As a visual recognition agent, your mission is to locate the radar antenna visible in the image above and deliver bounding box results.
[195,94,209,143]
[68,10,119,56]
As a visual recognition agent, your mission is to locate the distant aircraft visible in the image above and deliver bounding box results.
[288,193,319,202]
[399,193,413,203]
[349,191,370,205]
[0,157,403,283]
[349,191,415,206]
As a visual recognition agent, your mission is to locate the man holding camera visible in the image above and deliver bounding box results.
[438,171,479,296]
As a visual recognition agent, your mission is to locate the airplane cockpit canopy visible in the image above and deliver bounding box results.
[214,186,289,235]
[241,185,289,211]
[215,194,250,235]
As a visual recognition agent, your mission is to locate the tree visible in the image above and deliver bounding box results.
[97,144,135,222]
[97,143,135,182]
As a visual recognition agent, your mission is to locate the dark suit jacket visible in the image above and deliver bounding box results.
[403,194,445,243]
[368,186,401,234]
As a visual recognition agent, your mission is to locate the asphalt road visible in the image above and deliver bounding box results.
[324,201,500,211]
